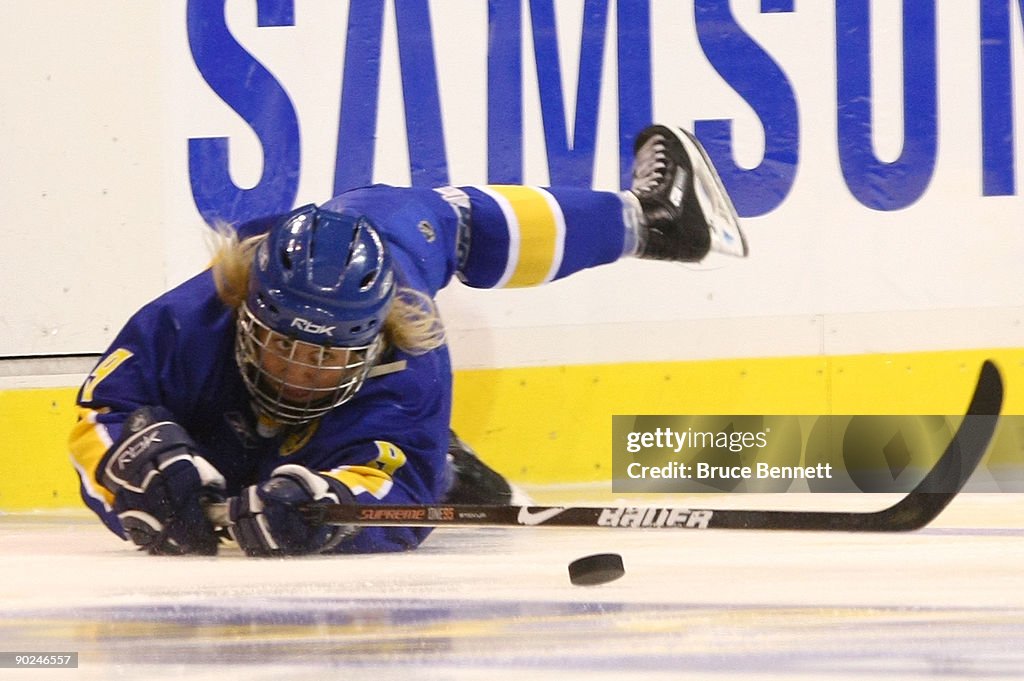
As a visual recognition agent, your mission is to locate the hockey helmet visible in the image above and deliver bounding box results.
[235,204,396,424]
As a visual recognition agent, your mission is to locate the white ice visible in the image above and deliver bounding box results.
[1,491,1022,681]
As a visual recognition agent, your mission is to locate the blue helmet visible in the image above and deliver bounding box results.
[246,205,396,346]
[235,205,396,425]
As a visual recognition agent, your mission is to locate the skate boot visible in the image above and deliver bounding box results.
[627,124,748,262]
[444,431,531,505]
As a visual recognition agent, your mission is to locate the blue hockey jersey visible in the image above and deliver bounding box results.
[69,183,629,554]
[70,186,468,553]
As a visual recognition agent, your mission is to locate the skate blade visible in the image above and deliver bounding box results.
[675,127,750,258]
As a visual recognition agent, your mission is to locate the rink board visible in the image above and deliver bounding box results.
[1,347,1022,511]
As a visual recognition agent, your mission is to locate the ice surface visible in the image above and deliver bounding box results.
[1,492,1022,680]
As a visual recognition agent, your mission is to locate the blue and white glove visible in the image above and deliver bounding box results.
[228,464,358,557]
[101,406,226,555]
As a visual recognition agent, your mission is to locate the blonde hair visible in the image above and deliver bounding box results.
[209,226,446,355]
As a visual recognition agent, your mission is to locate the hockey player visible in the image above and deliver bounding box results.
[68,125,747,557]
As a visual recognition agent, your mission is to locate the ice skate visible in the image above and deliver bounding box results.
[444,431,532,505]
[629,124,748,262]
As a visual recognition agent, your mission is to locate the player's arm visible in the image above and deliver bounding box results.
[69,313,161,534]
[72,394,228,555]
[97,406,226,555]
[68,304,227,554]
[227,436,444,556]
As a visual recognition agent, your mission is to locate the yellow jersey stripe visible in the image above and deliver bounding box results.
[67,408,115,508]
[322,465,395,500]
[484,185,565,288]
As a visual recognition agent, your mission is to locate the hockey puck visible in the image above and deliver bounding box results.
[568,553,625,586]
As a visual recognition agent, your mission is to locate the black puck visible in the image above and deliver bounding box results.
[568,553,625,586]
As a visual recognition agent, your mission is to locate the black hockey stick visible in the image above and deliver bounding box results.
[207,360,1002,532]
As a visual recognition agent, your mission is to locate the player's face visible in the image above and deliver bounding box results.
[253,327,369,406]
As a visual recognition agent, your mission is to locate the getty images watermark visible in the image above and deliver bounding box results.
[611,415,1024,493]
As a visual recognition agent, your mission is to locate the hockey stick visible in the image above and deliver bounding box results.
[207,360,1002,532]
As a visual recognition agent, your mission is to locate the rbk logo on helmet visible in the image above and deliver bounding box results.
[244,204,396,347]
[290,317,336,337]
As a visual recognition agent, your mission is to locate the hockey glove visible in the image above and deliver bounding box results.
[228,465,358,557]
[100,406,226,555]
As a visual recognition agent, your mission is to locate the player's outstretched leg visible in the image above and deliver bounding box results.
[626,124,748,262]
[444,431,531,505]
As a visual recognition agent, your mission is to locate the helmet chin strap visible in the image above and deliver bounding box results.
[366,359,408,378]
